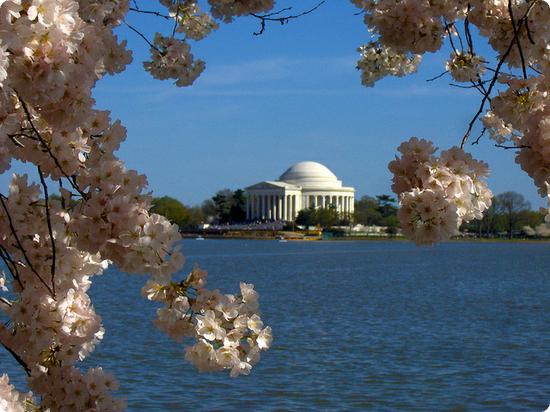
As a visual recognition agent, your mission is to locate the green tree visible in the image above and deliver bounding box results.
[151,196,191,228]
[353,194,399,227]
[383,214,400,235]
[229,189,247,223]
[184,206,207,229]
[201,199,217,222]
[210,189,248,224]
[295,207,317,227]
[353,196,382,225]
[212,189,233,224]
[376,194,398,218]
[494,192,531,239]
[316,206,339,229]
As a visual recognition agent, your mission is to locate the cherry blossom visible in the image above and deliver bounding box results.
[389,138,492,245]
[0,0,275,408]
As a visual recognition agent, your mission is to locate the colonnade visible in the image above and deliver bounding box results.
[247,193,298,221]
[303,194,354,215]
[246,192,354,221]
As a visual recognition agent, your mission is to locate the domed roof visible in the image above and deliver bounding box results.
[279,161,342,189]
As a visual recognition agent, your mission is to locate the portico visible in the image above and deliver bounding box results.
[245,161,355,222]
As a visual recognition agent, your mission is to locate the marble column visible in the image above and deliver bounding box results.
[286,194,290,221]
[343,196,347,215]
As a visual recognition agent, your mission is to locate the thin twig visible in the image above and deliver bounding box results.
[171,0,181,37]
[129,7,171,19]
[444,21,460,54]
[460,2,538,148]
[15,94,88,200]
[0,246,23,290]
[37,166,56,297]
[464,8,474,55]
[0,297,11,307]
[251,1,325,36]
[449,80,490,89]
[0,331,30,376]
[426,70,448,82]
[508,0,527,79]
[0,194,54,296]
[495,143,531,149]
[472,127,487,145]
[123,20,162,53]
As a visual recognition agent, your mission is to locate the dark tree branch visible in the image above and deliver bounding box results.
[129,7,171,19]
[495,143,531,149]
[37,166,56,297]
[460,2,538,148]
[15,94,88,200]
[0,297,11,307]
[0,194,54,296]
[444,21,461,54]
[0,246,23,290]
[123,20,162,53]
[464,8,474,55]
[472,127,487,145]
[426,70,448,82]
[251,1,325,36]
[0,339,30,376]
[508,0,527,79]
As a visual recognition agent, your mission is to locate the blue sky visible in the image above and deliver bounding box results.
[3,1,545,207]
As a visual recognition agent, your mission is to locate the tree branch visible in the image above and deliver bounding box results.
[0,194,54,296]
[460,2,538,148]
[0,246,23,290]
[0,327,30,376]
[508,0,527,79]
[495,143,531,150]
[129,7,171,20]
[15,94,88,200]
[37,166,56,297]
[251,1,325,36]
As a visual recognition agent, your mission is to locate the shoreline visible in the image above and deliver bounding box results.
[180,233,550,243]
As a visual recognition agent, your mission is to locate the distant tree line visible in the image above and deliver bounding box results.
[352,195,399,231]
[150,189,249,229]
[151,189,545,237]
[461,191,545,238]
[295,206,344,228]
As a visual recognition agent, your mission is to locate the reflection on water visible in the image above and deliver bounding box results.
[2,240,550,411]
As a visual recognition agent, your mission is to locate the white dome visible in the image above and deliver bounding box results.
[279,161,342,189]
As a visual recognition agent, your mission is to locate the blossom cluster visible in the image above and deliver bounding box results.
[351,0,550,80]
[147,0,276,86]
[389,138,492,245]
[0,374,32,412]
[143,267,272,377]
[356,42,421,87]
[485,75,550,195]
[445,51,486,83]
[0,0,273,409]
[160,0,218,40]
[208,0,275,23]
[351,0,550,241]
[143,33,205,87]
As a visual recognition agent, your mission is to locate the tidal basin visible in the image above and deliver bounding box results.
[2,240,550,411]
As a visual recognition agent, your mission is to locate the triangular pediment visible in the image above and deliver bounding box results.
[245,181,301,191]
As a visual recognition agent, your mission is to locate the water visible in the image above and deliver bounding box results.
[2,240,550,411]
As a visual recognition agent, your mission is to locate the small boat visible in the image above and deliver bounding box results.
[195,236,205,241]
[277,236,287,243]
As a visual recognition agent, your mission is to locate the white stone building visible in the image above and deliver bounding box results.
[245,161,355,221]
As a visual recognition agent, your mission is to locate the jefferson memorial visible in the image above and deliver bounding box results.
[245,161,355,221]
